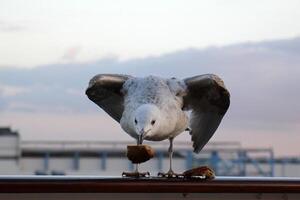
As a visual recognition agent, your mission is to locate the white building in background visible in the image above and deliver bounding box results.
[0,127,21,174]
[0,127,299,177]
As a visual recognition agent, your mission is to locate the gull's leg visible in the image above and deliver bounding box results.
[122,138,150,178]
[134,138,140,174]
[158,137,183,178]
[134,163,139,173]
[122,163,150,178]
[168,137,174,174]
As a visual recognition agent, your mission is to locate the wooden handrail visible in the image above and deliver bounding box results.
[0,176,299,193]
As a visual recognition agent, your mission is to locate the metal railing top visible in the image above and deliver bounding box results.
[0,176,299,193]
[21,140,242,151]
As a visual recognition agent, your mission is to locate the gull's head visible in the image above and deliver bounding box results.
[133,104,160,144]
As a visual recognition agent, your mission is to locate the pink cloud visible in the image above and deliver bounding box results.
[62,46,82,60]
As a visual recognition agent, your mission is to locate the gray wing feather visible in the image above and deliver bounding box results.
[183,74,230,153]
[85,74,131,122]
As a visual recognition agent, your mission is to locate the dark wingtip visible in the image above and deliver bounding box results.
[191,137,202,154]
[85,79,97,98]
[193,143,205,154]
[85,74,110,99]
[85,74,100,96]
[193,148,200,154]
[85,85,93,97]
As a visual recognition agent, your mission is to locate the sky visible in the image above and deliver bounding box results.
[1,0,300,67]
[0,1,300,157]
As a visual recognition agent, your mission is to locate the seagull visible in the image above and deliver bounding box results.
[86,74,230,177]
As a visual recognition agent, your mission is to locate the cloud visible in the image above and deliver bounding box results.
[66,88,84,96]
[0,84,30,97]
[61,46,82,61]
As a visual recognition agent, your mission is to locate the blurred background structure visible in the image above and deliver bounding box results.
[1,126,299,177]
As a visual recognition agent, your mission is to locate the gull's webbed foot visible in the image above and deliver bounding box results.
[122,171,150,178]
[183,166,215,179]
[157,170,184,178]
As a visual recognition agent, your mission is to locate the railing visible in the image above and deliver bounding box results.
[20,140,278,177]
[21,140,241,151]
[0,176,299,193]
[0,176,299,200]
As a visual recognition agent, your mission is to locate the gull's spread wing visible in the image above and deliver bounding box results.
[183,74,230,153]
[86,74,131,122]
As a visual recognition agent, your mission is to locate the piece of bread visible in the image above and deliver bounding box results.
[183,166,215,179]
[127,144,155,164]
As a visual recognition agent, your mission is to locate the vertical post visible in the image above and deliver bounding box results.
[43,152,50,173]
[238,151,246,176]
[73,151,80,170]
[16,133,21,165]
[186,151,193,169]
[157,151,163,171]
[100,151,107,170]
[210,151,219,175]
[269,149,274,177]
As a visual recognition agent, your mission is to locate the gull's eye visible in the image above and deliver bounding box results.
[134,119,137,124]
[151,120,156,125]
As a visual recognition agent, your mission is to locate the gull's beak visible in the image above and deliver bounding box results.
[138,129,145,145]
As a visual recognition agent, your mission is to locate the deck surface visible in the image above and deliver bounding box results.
[0,176,299,193]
